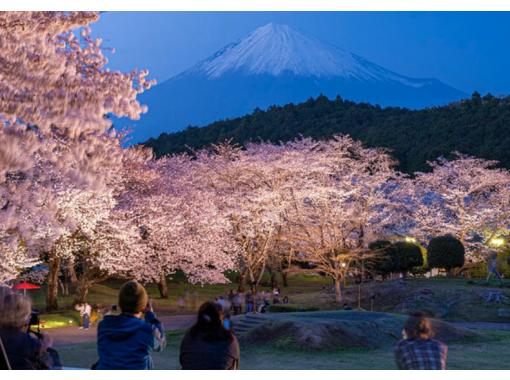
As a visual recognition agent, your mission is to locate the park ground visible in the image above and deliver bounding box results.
[27,274,510,369]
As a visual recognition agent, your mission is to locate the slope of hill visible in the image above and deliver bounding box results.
[144,92,510,174]
[122,23,465,143]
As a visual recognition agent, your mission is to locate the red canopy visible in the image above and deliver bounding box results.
[12,282,40,290]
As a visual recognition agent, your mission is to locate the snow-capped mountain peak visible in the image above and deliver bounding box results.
[188,23,430,88]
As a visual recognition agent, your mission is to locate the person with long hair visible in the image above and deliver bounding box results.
[394,312,448,370]
[180,301,240,370]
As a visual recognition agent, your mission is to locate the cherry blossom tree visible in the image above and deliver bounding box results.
[192,141,299,292]
[412,154,510,262]
[280,136,407,302]
[114,148,237,299]
[0,12,153,298]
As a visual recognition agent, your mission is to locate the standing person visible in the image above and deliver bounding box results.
[395,312,448,370]
[94,280,166,370]
[232,292,242,315]
[82,302,91,330]
[245,291,254,313]
[0,290,61,369]
[75,303,85,329]
[272,287,281,304]
[227,290,235,313]
[180,301,240,370]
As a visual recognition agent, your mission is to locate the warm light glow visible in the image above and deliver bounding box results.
[404,236,417,243]
[40,321,67,329]
[489,237,506,248]
[341,262,346,268]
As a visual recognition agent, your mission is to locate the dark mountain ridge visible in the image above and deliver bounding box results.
[144,92,510,174]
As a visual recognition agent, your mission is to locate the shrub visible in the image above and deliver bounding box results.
[368,240,393,275]
[428,235,465,272]
[388,242,424,276]
[496,250,510,277]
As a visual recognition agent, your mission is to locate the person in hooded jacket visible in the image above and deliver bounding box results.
[180,301,240,370]
[94,280,165,370]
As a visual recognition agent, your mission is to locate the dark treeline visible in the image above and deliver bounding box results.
[144,92,510,174]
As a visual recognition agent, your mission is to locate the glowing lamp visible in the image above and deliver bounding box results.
[404,236,417,243]
[489,237,505,248]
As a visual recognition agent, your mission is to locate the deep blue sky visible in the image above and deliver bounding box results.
[92,12,510,95]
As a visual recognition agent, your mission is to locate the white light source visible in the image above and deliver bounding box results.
[489,237,505,248]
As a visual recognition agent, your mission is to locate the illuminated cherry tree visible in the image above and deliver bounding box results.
[0,12,153,294]
[412,154,510,261]
[280,136,407,302]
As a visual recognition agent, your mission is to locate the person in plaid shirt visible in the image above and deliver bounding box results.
[395,312,448,370]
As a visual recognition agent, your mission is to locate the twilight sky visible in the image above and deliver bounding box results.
[92,12,510,95]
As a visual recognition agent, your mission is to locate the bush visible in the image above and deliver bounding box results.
[368,240,393,275]
[463,261,488,279]
[388,242,424,275]
[428,235,465,272]
[497,250,510,277]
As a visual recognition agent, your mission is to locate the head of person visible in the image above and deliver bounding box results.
[118,280,148,317]
[189,301,232,341]
[0,292,32,331]
[403,312,434,340]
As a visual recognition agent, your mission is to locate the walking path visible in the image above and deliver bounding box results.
[452,321,510,331]
[48,314,510,346]
[51,314,196,346]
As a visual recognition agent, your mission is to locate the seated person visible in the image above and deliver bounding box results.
[395,312,447,370]
[0,288,60,370]
[180,301,240,370]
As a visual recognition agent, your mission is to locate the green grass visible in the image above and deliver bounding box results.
[30,275,510,324]
[32,272,331,319]
[57,328,510,370]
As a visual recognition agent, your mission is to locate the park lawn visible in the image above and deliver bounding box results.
[31,274,510,323]
[56,329,510,370]
[286,277,510,322]
[32,272,330,321]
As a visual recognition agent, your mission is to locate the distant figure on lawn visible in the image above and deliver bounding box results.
[93,280,166,370]
[180,301,240,370]
[395,312,447,370]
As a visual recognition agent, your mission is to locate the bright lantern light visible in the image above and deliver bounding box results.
[341,262,346,268]
[489,237,505,248]
[404,236,417,243]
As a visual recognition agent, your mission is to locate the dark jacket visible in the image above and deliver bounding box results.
[0,328,51,370]
[180,330,240,370]
[95,311,165,370]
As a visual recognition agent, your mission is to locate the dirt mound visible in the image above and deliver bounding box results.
[243,311,478,350]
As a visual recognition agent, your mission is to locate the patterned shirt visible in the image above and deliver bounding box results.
[395,338,448,370]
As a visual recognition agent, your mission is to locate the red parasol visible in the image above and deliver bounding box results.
[12,281,41,295]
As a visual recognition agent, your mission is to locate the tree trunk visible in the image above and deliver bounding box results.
[238,270,247,292]
[46,257,60,311]
[334,278,342,303]
[67,263,78,284]
[281,271,289,287]
[269,269,278,289]
[157,273,169,299]
[74,278,91,304]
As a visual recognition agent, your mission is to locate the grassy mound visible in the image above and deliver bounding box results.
[244,311,478,351]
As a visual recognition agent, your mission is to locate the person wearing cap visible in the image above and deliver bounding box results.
[94,280,166,370]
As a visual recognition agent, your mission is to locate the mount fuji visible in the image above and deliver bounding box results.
[126,23,466,143]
